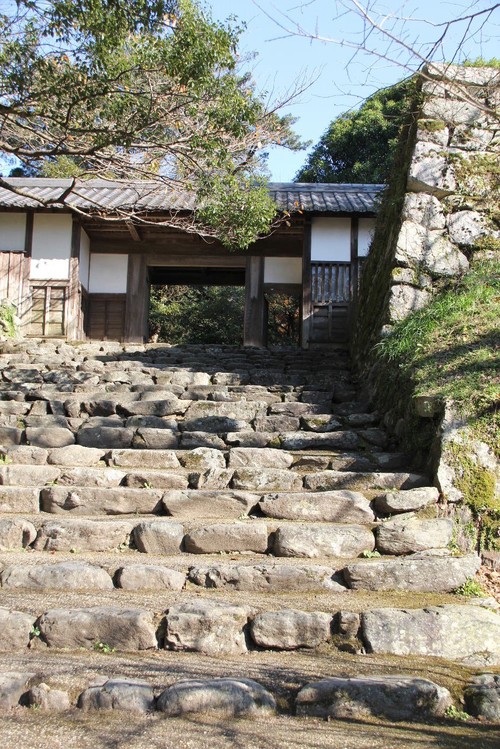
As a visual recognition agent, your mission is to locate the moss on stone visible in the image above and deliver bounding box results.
[418,119,447,132]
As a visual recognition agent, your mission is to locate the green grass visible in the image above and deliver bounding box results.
[375,257,499,454]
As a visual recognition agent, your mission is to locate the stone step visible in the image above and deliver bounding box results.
[0,597,498,665]
[0,546,481,595]
[1,443,411,472]
[0,510,454,560]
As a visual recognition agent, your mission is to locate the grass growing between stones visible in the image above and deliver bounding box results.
[375,257,499,454]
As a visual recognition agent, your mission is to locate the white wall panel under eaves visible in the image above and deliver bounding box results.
[88,254,129,293]
[0,213,26,251]
[311,217,351,262]
[30,213,73,279]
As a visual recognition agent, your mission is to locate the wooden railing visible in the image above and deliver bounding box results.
[311,260,366,305]
[311,261,350,304]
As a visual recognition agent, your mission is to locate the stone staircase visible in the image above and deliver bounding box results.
[0,340,498,730]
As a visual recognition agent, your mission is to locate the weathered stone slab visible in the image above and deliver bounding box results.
[3,445,48,464]
[231,468,303,492]
[374,486,439,514]
[0,561,114,590]
[27,683,71,711]
[39,607,157,650]
[251,610,332,650]
[183,401,265,432]
[121,470,188,490]
[78,678,155,713]
[301,414,343,433]
[274,525,375,559]
[343,554,481,592]
[157,678,276,718]
[40,486,164,515]
[362,605,500,666]
[189,468,233,489]
[376,516,453,554]
[0,672,36,708]
[0,517,37,549]
[188,563,344,592]
[162,489,258,519]
[133,520,184,554]
[0,464,60,486]
[108,448,181,469]
[254,415,300,432]
[0,426,22,446]
[118,398,189,417]
[281,432,360,450]
[402,192,446,230]
[179,432,226,449]
[304,471,428,492]
[296,676,452,720]
[178,447,226,471]
[184,522,268,554]
[0,486,40,513]
[34,519,133,552]
[464,674,500,723]
[0,608,36,650]
[116,565,185,591]
[26,427,75,448]
[270,402,321,417]
[259,491,374,523]
[56,466,126,487]
[47,445,105,466]
[77,426,134,449]
[225,432,280,448]
[228,447,293,469]
[165,600,252,655]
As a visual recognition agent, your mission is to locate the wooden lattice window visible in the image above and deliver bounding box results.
[29,285,66,337]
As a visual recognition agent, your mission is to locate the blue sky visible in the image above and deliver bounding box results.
[208,1,500,181]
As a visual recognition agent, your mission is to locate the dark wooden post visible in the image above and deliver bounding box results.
[301,217,312,349]
[124,254,148,342]
[349,217,359,335]
[18,210,34,331]
[66,217,82,340]
[243,256,265,347]
[350,217,359,302]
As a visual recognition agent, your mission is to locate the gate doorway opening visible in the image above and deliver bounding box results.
[148,266,245,346]
[264,288,301,347]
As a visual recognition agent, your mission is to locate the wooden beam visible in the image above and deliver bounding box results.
[243,256,266,348]
[301,217,312,349]
[126,220,141,242]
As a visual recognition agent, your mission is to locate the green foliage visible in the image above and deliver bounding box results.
[453,578,485,597]
[375,257,500,452]
[296,78,416,183]
[149,286,245,345]
[93,641,115,654]
[0,0,302,248]
[0,302,18,338]
[445,705,471,721]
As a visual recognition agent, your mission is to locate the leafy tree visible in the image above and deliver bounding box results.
[296,78,415,183]
[0,0,302,248]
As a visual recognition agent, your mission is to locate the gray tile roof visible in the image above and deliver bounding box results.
[0,178,383,214]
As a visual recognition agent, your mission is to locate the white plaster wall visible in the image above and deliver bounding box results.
[358,218,376,257]
[31,213,72,279]
[311,218,351,262]
[79,229,91,290]
[264,257,302,284]
[88,254,128,293]
[0,213,26,251]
